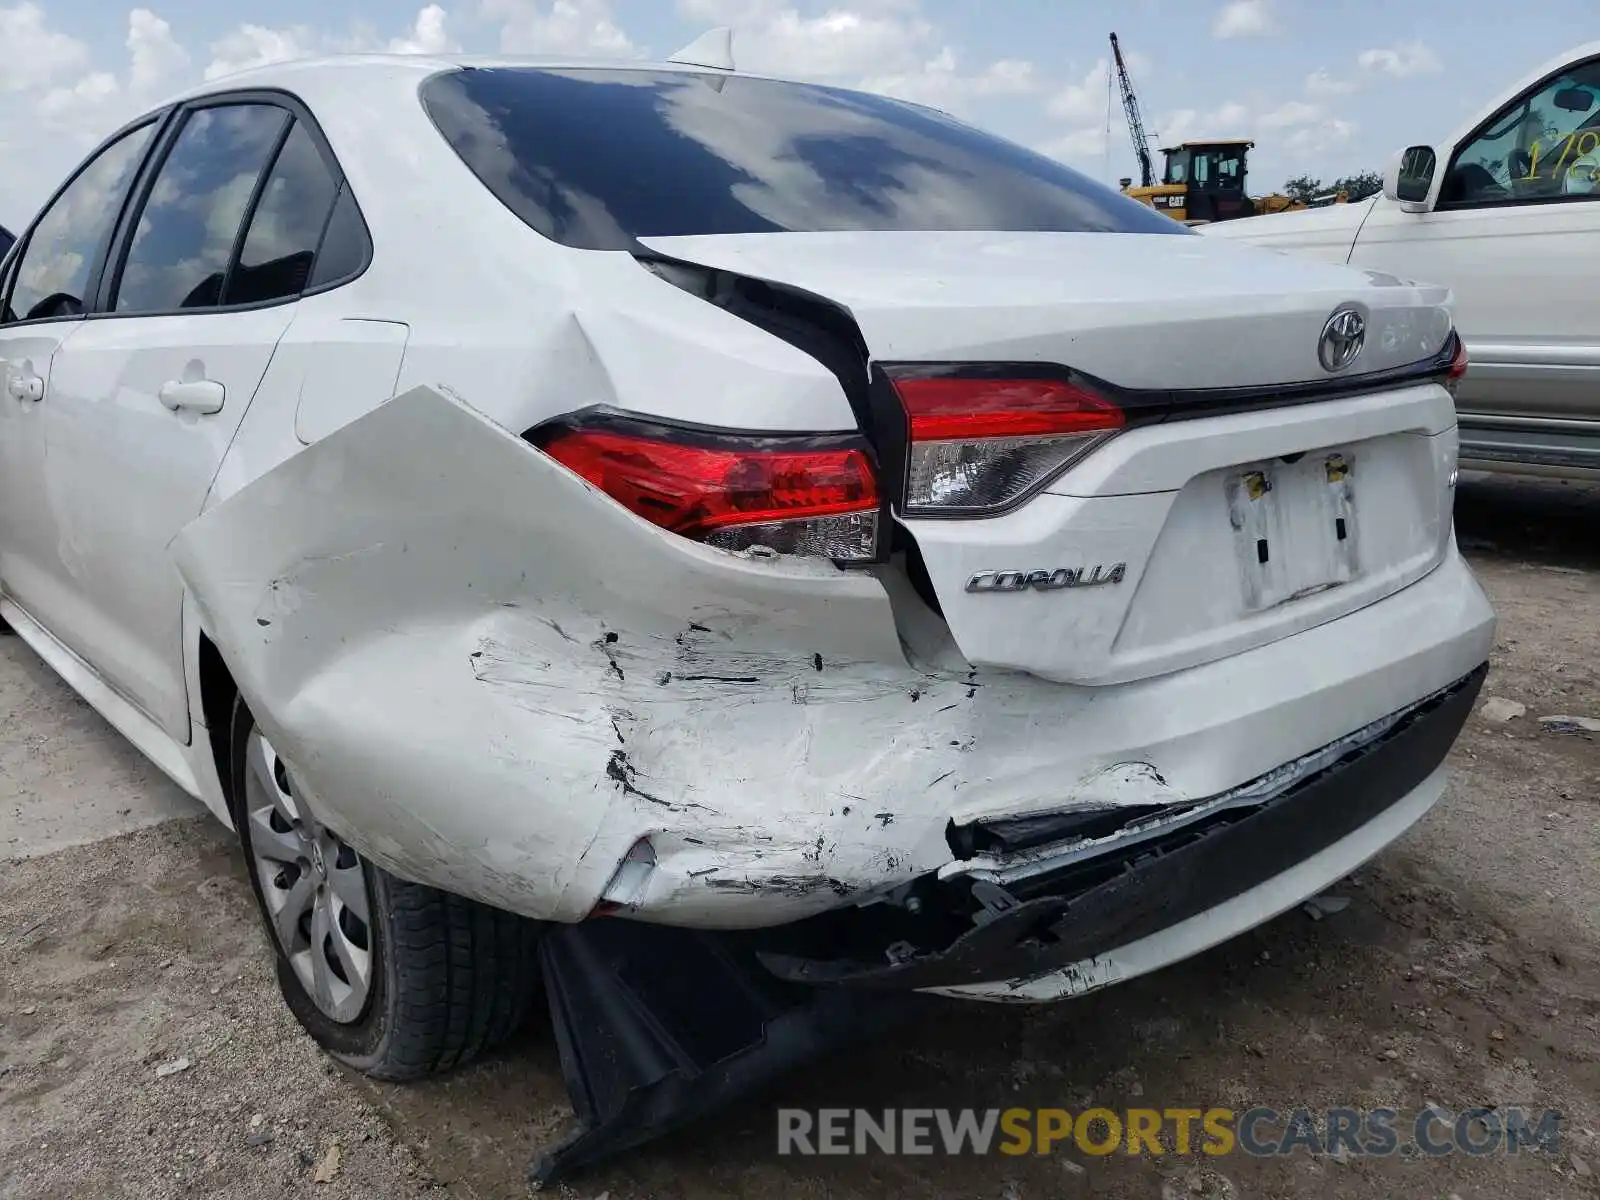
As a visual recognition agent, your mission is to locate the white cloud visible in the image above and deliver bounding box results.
[0,5,468,224]
[677,0,933,78]
[37,73,120,123]
[482,0,636,57]
[1358,40,1442,78]
[1284,116,1356,156]
[0,2,1386,247]
[1259,100,1322,130]
[37,9,189,140]
[1212,0,1276,39]
[389,4,458,55]
[1305,68,1356,98]
[0,3,91,92]
[674,0,1045,124]
[1037,125,1108,165]
[1156,100,1253,147]
[859,49,1039,113]
[1048,60,1109,124]
[204,24,318,80]
[128,9,191,94]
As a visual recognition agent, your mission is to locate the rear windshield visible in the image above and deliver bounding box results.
[419,66,1189,250]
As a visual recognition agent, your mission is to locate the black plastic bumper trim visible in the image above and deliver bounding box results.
[760,662,1487,991]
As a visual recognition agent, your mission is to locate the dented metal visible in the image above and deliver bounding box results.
[170,384,1495,938]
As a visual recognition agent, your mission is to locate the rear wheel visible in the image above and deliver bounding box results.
[229,697,543,1079]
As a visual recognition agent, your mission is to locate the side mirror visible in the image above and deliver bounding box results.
[1384,145,1438,212]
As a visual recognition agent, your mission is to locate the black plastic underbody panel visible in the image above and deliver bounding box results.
[531,920,928,1183]
[528,663,1485,1184]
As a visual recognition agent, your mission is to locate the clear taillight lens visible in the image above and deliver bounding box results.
[530,413,881,562]
[886,374,1125,515]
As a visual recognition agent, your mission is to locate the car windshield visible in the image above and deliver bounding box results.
[420,66,1188,250]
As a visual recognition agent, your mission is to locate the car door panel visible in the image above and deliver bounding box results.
[1349,54,1600,429]
[0,327,75,619]
[1349,201,1600,422]
[29,99,353,742]
[41,310,295,735]
[0,119,159,630]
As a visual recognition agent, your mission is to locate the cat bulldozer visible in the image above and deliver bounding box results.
[1120,139,1345,225]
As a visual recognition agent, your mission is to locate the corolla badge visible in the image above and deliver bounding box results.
[1318,307,1366,372]
[965,564,1127,594]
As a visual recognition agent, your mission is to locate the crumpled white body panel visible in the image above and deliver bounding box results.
[174,385,1030,924]
[171,385,1495,931]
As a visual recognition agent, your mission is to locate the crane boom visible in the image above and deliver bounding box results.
[1109,32,1154,189]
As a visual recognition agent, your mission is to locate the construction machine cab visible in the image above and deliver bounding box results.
[1161,140,1256,222]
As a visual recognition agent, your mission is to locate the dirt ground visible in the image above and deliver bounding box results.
[2,471,1597,1200]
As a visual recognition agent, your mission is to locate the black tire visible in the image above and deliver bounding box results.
[229,696,544,1080]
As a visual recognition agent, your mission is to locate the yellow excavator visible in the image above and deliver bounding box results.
[1108,34,1345,224]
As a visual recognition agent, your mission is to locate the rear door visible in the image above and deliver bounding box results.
[40,96,349,741]
[0,119,159,625]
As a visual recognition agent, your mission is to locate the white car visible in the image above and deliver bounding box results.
[1202,41,1600,479]
[0,51,1494,1179]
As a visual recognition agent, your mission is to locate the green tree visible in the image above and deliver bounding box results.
[1282,175,1324,202]
[1329,170,1383,201]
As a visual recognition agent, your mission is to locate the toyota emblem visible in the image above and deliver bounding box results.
[1318,308,1366,373]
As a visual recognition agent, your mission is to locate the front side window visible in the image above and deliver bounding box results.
[113,103,289,314]
[1164,150,1191,185]
[421,67,1189,249]
[1444,58,1600,205]
[223,119,341,306]
[5,122,155,324]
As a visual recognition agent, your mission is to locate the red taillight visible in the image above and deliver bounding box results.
[886,373,1124,515]
[535,416,881,561]
[1443,336,1468,397]
[894,377,1125,441]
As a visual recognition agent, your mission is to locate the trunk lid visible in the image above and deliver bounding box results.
[637,230,1453,388]
[638,230,1461,686]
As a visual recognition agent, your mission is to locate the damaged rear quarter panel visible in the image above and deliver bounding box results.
[171,386,1088,925]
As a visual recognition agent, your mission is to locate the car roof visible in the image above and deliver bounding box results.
[162,52,814,108]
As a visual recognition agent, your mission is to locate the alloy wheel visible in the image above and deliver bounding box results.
[243,729,374,1023]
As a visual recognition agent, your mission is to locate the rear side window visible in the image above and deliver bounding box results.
[114,103,289,314]
[5,122,155,324]
[307,186,369,289]
[420,67,1188,250]
[224,120,340,305]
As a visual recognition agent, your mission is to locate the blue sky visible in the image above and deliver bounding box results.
[4,0,1598,226]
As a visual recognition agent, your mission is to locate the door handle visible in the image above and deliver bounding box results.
[158,378,225,414]
[7,373,43,403]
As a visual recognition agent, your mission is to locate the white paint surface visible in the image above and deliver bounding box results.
[168,385,1495,931]
[1201,40,1600,436]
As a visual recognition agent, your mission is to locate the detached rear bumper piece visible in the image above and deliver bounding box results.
[530,665,1483,1183]
[756,662,1485,992]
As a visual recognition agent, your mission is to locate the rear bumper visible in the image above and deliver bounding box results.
[754,662,1484,996]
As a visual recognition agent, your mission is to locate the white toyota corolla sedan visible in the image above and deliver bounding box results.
[0,49,1494,1178]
